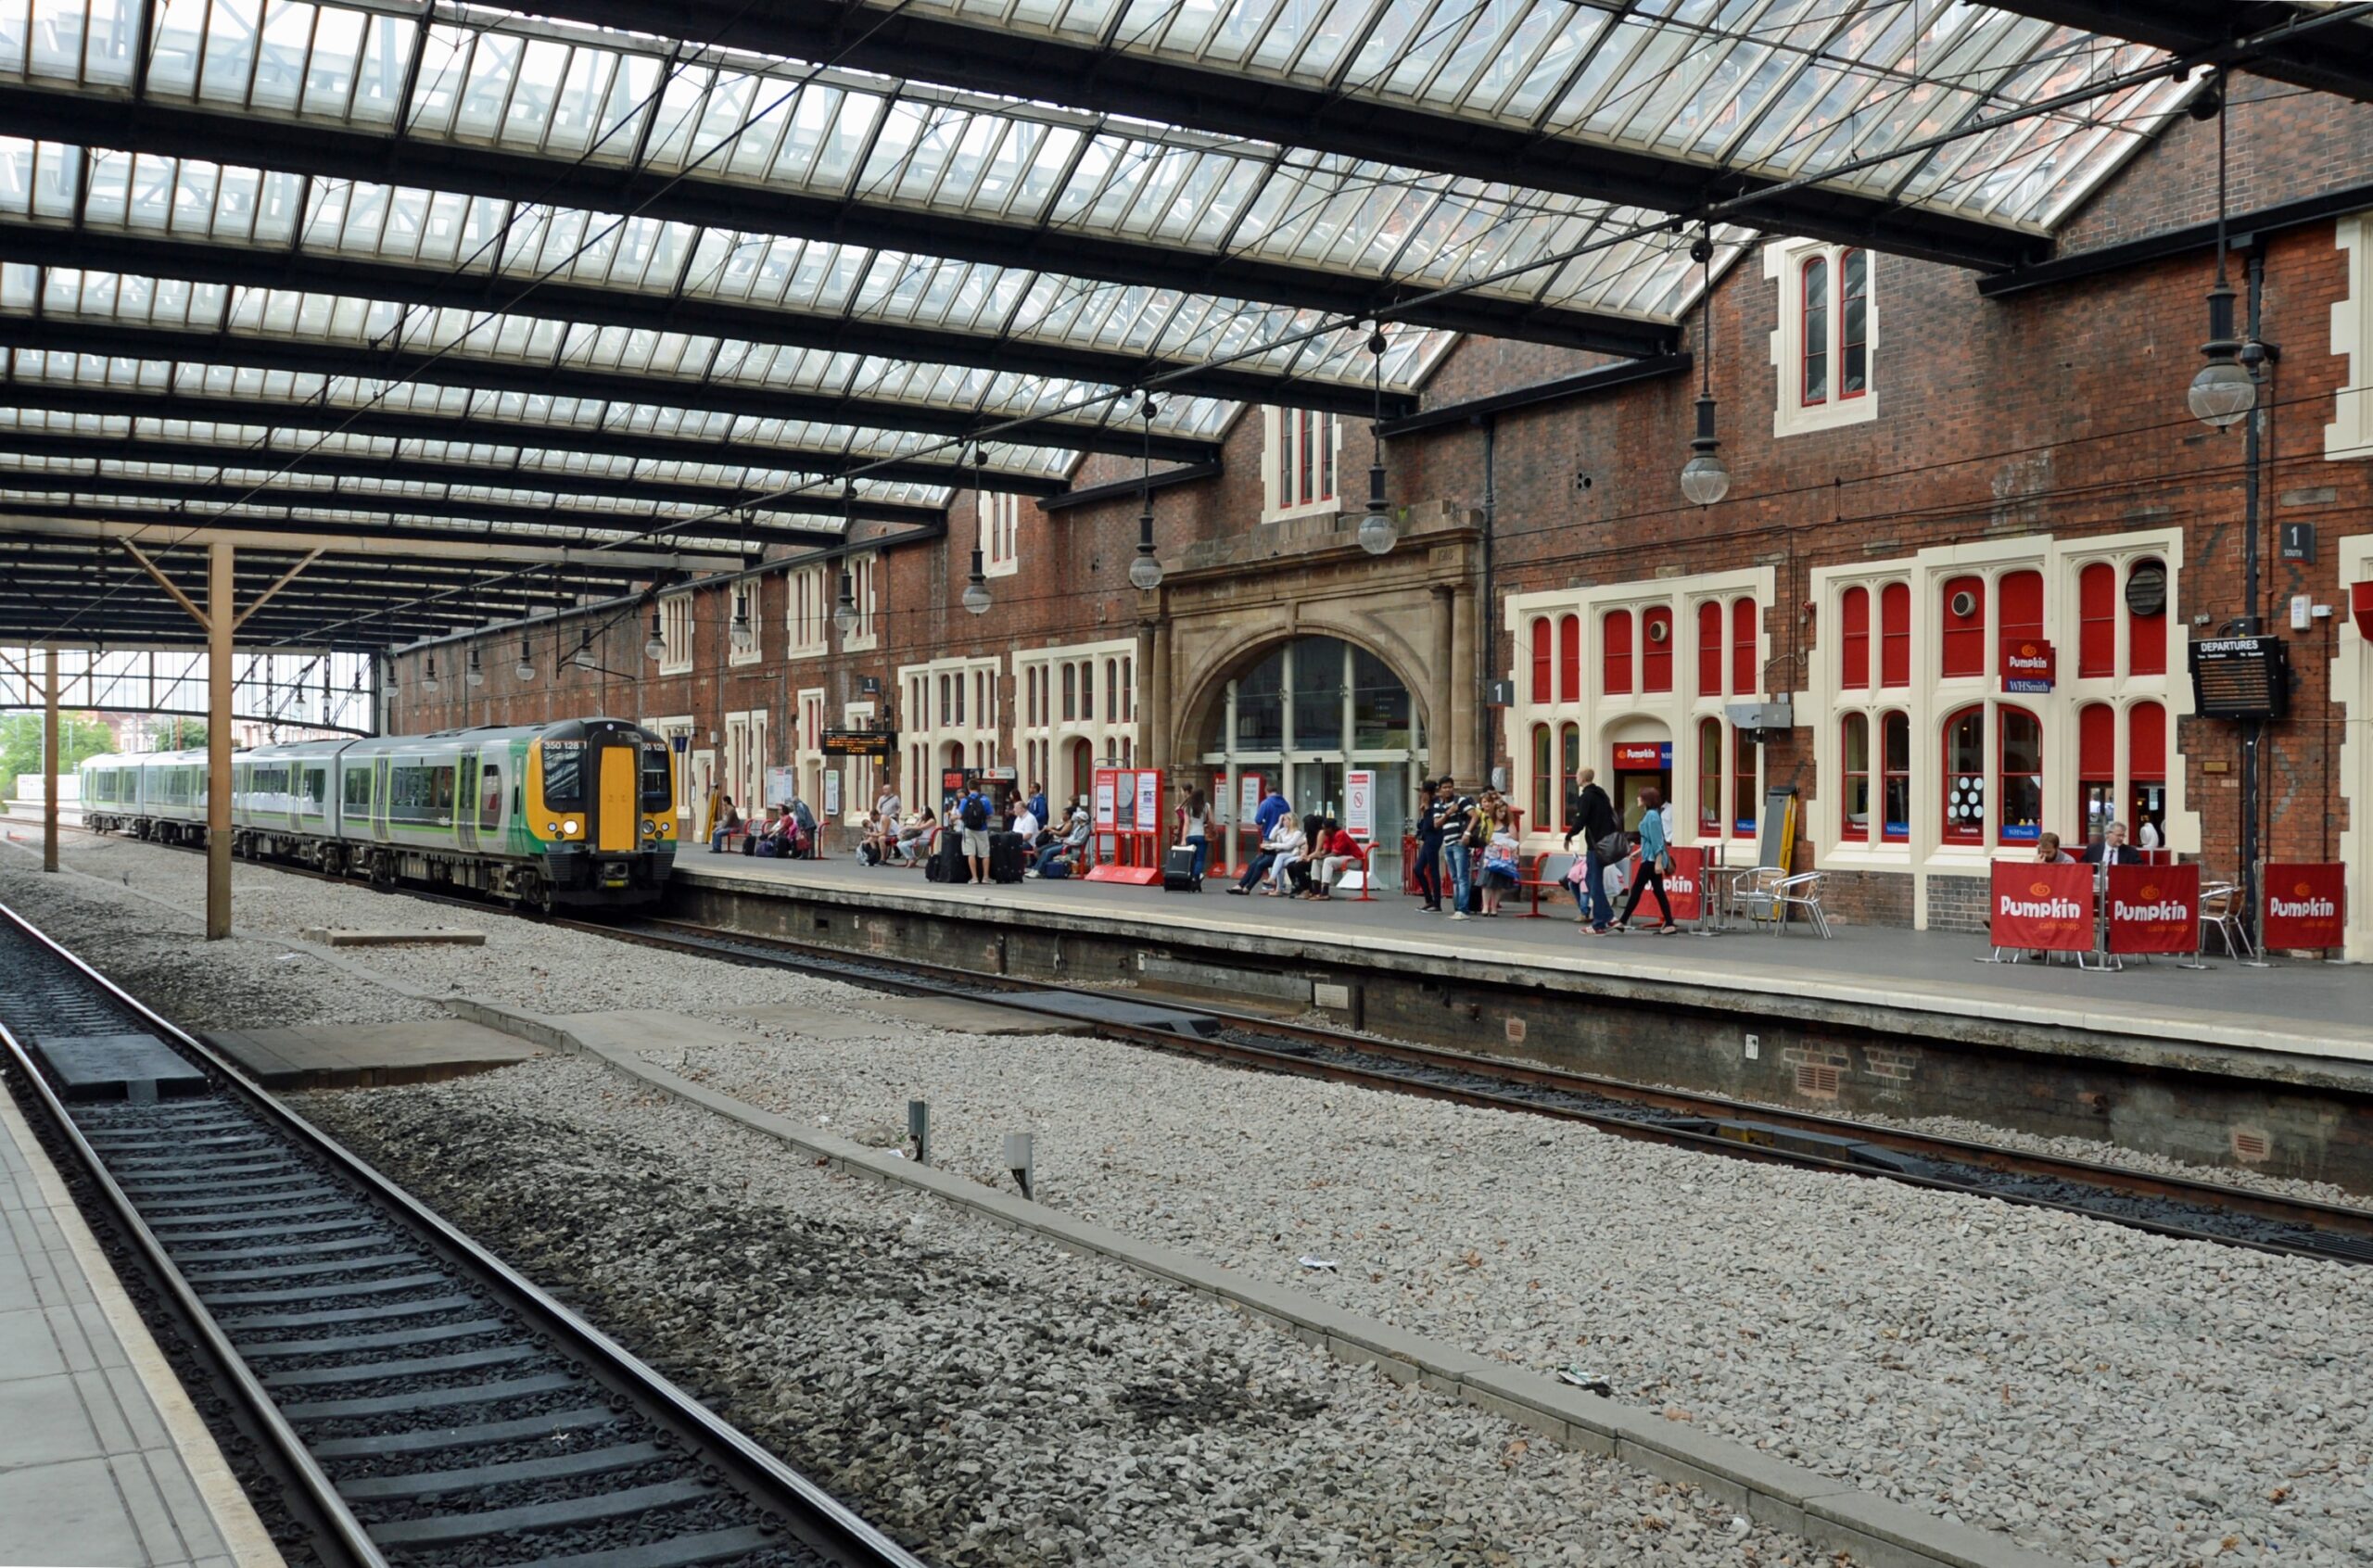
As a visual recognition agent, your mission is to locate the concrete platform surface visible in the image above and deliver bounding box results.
[715,995,1092,1037]
[0,1090,280,1568]
[204,1019,540,1089]
[679,853,2373,1066]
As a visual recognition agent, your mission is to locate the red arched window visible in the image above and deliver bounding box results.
[1880,711,1910,842]
[1602,609,1633,695]
[1840,249,1868,398]
[2127,558,2167,677]
[1732,725,1758,838]
[2130,700,2165,780]
[1697,716,1723,834]
[1557,613,1581,703]
[1802,254,1830,405]
[1559,723,1580,812]
[1999,569,2043,655]
[1529,617,1551,703]
[1642,607,1673,692]
[1940,575,1985,677]
[1841,712,1870,839]
[2077,563,2115,677]
[1999,705,2042,844]
[1840,586,1870,689]
[1730,597,1758,697]
[1879,581,1910,688]
[1696,601,1725,696]
[1942,705,1986,843]
[1530,723,1552,825]
[2077,702,2115,838]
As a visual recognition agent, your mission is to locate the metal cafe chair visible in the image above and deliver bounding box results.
[2197,881,2258,962]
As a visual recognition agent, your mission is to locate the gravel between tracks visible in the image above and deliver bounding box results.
[301,1058,1808,1568]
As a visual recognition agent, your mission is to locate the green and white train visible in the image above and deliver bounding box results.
[79,718,679,911]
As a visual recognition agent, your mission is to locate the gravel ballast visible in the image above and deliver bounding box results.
[301,1059,1810,1568]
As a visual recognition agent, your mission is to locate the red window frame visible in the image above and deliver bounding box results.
[1557,613,1581,704]
[1998,568,2044,673]
[1730,597,1758,698]
[1602,609,1634,695]
[1840,711,1870,840]
[1997,704,2043,846]
[1840,586,1870,689]
[1942,704,1986,844]
[1642,607,1673,692]
[2129,700,2166,781]
[1529,617,1552,704]
[1940,575,1985,678]
[1697,715,1723,834]
[1530,723,1552,826]
[2077,562,2115,677]
[1696,601,1724,697]
[1801,254,1830,406]
[1559,723,1581,814]
[1880,710,1910,842]
[1732,724,1758,838]
[1879,581,1910,688]
[2127,558,2167,677]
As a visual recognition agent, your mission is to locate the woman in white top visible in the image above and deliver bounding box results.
[1261,814,1306,896]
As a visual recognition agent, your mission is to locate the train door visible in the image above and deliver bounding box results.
[479,756,506,850]
[596,740,635,852]
[456,754,480,852]
[372,755,391,842]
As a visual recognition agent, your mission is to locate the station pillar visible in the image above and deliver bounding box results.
[41,645,57,873]
[207,541,233,941]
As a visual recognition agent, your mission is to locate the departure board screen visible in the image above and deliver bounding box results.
[2188,636,2289,720]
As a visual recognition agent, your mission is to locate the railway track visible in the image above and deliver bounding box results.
[0,897,929,1568]
[574,913,2373,1269]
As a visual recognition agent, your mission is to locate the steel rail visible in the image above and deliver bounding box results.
[0,894,932,1568]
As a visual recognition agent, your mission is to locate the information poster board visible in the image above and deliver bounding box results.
[2263,863,2346,949]
[1345,769,1376,842]
[1087,766,1163,884]
[1094,778,1117,828]
[1988,861,2093,952]
[765,767,798,809]
[2105,862,2198,955]
[1238,772,1264,825]
[1136,770,1159,833]
[821,768,841,820]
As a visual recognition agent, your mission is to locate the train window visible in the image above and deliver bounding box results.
[387,765,459,824]
[480,766,503,832]
[640,744,671,811]
[541,740,586,809]
[343,767,372,810]
[302,767,327,806]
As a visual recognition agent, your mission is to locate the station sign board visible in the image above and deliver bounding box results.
[1611,742,1671,770]
[821,728,896,759]
[2188,636,2289,720]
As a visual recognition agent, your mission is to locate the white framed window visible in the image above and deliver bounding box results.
[786,563,828,658]
[982,493,1021,576]
[2328,211,2373,461]
[844,552,879,651]
[727,577,764,666]
[657,593,695,676]
[1765,239,1877,437]
[1262,407,1339,521]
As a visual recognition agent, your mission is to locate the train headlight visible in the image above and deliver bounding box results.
[641,819,655,835]
[546,821,559,835]
[563,818,580,836]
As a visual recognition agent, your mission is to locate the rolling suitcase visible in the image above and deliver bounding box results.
[1161,844,1202,891]
[928,834,968,884]
[989,830,1026,884]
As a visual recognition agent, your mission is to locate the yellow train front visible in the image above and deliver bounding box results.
[514,717,679,910]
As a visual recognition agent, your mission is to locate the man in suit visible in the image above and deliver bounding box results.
[2081,820,2145,866]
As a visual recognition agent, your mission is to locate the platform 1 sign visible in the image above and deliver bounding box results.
[1988,861,2093,951]
[2105,863,2199,955]
[2263,863,2346,950]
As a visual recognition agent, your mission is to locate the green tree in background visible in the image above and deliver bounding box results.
[0,713,119,799]
[155,717,207,750]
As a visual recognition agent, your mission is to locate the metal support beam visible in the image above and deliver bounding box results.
[0,514,739,572]
[42,644,57,873]
[0,82,1676,356]
[206,538,231,940]
[1982,2,2373,107]
[120,538,210,629]
[232,549,323,631]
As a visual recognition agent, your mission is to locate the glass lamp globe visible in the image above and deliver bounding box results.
[1680,452,1732,506]
[2188,359,2255,428]
[1358,510,1397,556]
[421,661,439,693]
[465,656,485,688]
[1128,550,1164,591]
[962,579,992,615]
[515,656,535,682]
[832,602,857,637]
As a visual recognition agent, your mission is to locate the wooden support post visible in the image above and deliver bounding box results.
[42,645,58,873]
[207,539,233,941]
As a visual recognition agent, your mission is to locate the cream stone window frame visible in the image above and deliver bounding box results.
[785,563,829,659]
[2327,212,2373,462]
[843,552,880,651]
[656,592,696,676]
[726,577,765,667]
[1014,638,1143,803]
[1764,238,1878,438]
[641,713,695,826]
[1261,407,1342,522]
[897,653,1005,790]
[982,493,1022,577]
[2334,532,2373,960]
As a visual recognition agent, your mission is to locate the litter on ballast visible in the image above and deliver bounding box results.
[1297,1256,1339,1271]
[1556,1367,1615,1395]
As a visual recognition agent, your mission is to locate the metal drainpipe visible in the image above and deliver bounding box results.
[1475,413,1497,785]
[2240,247,2266,939]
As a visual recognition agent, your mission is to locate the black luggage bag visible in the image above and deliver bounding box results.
[927,834,969,883]
[988,829,1026,884]
[1161,844,1202,892]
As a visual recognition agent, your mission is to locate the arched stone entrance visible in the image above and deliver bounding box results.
[1182,633,1428,876]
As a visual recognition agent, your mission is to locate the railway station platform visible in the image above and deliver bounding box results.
[0,1091,279,1568]
[667,853,2373,1194]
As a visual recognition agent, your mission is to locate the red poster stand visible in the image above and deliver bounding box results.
[1987,861,2093,954]
[1086,765,1164,884]
[2263,863,2346,951]
[2104,863,2199,955]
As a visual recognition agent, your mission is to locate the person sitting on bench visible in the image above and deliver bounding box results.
[1028,808,1091,878]
[706,796,742,854]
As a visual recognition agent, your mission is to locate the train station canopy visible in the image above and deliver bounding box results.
[0,0,2363,651]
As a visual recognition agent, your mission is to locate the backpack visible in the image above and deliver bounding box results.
[960,795,989,830]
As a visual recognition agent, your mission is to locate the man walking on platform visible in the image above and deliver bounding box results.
[1413,779,1447,913]
[1563,766,1620,932]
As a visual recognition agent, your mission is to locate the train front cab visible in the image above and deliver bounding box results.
[525,719,677,907]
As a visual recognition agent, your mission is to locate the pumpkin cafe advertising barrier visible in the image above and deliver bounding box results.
[2263,863,2347,953]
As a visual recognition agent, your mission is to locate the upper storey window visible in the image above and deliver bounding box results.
[1263,408,1339,521]
[1766,240,1877,437]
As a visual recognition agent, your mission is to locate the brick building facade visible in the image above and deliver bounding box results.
[387,77,2373,957]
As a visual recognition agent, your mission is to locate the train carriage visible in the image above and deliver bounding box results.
[78,717,676,911]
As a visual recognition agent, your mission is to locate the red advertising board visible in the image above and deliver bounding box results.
[1988,861,2093,951]
[2104,862,2199,955]
[1662,845,1705,923]
[2263,863,2346,949]
[1999,637,2056,693]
